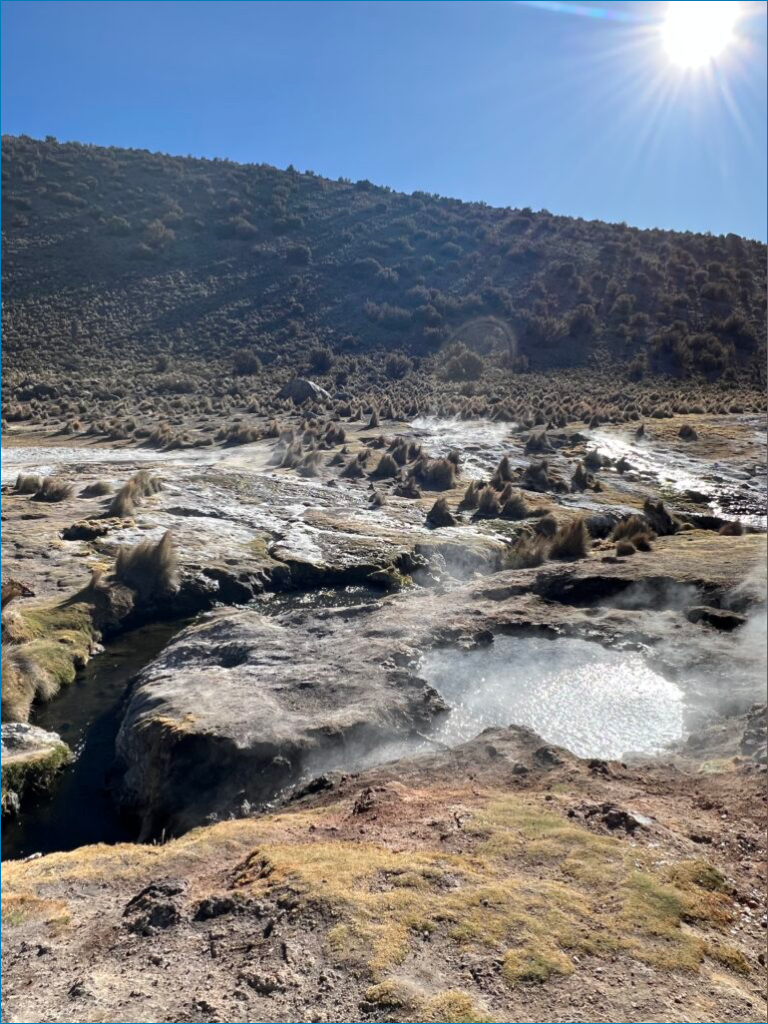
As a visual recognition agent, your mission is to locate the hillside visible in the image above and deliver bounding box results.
[2,134,766,396]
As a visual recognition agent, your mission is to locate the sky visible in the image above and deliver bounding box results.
[1,1,766,240]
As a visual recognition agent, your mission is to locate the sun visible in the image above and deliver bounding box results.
[662,1,740,69]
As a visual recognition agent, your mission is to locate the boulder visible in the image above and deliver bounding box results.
[277,378,331,404]
[116,608,448,837]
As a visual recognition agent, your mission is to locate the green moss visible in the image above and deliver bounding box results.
[20,601,94,640]
[1,742,72,814]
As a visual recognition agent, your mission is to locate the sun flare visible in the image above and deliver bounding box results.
[661,1,740,69]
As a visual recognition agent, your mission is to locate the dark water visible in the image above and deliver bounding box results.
[253,584,381,615]
[1,620,187,861]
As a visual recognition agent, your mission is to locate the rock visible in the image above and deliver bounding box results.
[194,896,238,921]
[116,608,449,836]
[277,378,331,404]
[679,424,699,441]
[1,724,71,816]
[740,704,767,761]
[292,775,335,800]
[61,519,113,540]
[685,489,713,505]
[123,881,186,935]
[367,566,411,590]
[352,786,376,815]
[685,606,747,631]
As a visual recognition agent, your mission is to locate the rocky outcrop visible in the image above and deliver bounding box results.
[116,608,447,837]
[113,528,766,839]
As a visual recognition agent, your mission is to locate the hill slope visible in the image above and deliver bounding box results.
[2,135,765,388]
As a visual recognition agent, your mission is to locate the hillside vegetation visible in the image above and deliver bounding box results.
[2,134,765,399]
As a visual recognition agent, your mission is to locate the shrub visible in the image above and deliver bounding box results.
[233,350,262,375]
[443,345,484,382]
[385,353,413,379]
[308,346,334,373]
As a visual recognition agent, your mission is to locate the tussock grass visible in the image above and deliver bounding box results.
[80,479,113,497]
[114,530,178,599]
[13,473,42,495]
[32,477,75,502]
[410,457,458,491]
[549,518,590,560]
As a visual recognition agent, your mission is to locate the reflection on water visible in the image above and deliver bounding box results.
[421,636,684,759]
[409,417,516,476]
[589,421,767,529]
[2,620,186,861]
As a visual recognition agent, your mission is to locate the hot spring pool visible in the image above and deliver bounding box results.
[421,636,684,760]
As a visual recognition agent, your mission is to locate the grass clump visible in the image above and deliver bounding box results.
[114,530,178,600]
[499,491,529,520]
[410,457,458,491]
[32,477,75,502]
[502,945,574,986]
[504,534,549,569]
[549,518,590,560]
[13,473,42,495]
[1,602,94,721]
[80,479,113,497]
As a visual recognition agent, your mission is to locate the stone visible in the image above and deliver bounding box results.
[685,606,747,631]
[116,608,449,836]
[276,378,331,404]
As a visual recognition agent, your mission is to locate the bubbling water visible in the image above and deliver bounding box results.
[421,636,684,760]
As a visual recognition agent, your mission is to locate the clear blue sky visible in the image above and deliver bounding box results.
[2,1,766,239]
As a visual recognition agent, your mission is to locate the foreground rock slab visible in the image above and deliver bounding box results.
[116,607,448,836]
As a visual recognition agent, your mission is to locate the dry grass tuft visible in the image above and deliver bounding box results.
[32,477,75,502]
[13,473,43,495]
[549,518,590,560]
[114,530,178,599]
[80,479,114,497]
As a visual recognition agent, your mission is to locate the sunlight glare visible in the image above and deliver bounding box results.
[662,1,740,69]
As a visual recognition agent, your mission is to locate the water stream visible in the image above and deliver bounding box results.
[1,620,187,860]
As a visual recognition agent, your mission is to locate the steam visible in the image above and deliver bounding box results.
[420,637,683,760]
